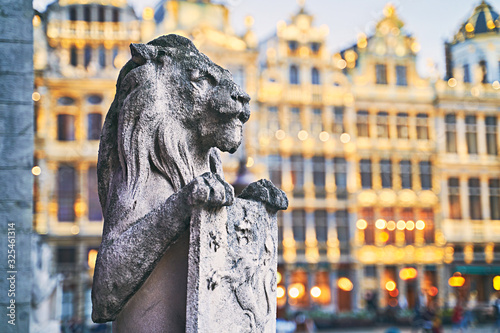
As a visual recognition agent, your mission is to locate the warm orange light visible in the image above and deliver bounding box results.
[337,59,347,69]
[406,221,415,231]
[385,281,396,292]
[277,272,282,284]
[465,22,474,33]
[32,92,41,101]
[375,219,386,230]
[88,249,98,269]
[487,20,496,30]
[338,277,353,291]
[356,219,368,230]
[494,276,500,291]
[428,286,438,297]
[288,283,304,299]
[396,220,406,230]
[319,131,329,142]
[380,231,389,243]
[275,130,286,140]
[142,7,154,20]
[32,166,42,176]
[389,289,399,298]
[416,220,425,230]
[399,267,417,281]
[277,286,285,298]
[340,133,351,143]
[448,78,457,87]
[449,272,465,287]
[298,130,308,141]
[386,221,396,231]
[311,286,321,298]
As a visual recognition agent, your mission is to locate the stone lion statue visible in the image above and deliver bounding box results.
[91,35,287,332]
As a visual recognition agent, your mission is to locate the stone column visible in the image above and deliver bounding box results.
[456,113,467,157]
[437,264,447,309]
[397,265,407,309]
[480,175,490,220]
[0,0,34,331]
[477,114,487,156]
[376,264,385,309]
[352,265,364,310]
[459,175,470,220]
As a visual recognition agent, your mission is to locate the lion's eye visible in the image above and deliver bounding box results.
[194,73,217,86]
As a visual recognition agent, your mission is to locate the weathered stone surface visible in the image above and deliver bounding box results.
[91,34,287,332]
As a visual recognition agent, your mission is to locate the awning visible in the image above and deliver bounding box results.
[455,265,500,275]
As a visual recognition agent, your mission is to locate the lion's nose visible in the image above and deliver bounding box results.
[238,107,250,124]
[231,88,251,105]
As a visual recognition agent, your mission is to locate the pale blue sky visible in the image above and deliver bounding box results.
[34,0,498,77]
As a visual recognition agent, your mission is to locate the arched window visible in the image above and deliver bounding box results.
[290,65,299,85]
[70,46,78,67]
[311,67,320,85]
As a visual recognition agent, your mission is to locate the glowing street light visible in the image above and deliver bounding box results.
[448,272,465,287]
[311,286,322,298]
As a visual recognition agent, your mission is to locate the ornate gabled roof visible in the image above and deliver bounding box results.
[453,0,500,44]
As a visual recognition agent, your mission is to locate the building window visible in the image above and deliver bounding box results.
[360,159,372,189]
[469,178,482,220]
[277,211,283,244]
[376,112,389,138]
[334,157,347,199]
[57,114,75,141]
[292,210,306,242]
[57,165,76,222]
[381,208,395,244]
[311,108,323,135]
[396,113,409,139]
[58,96,75,106]
[400,160,412,189]
[376,64,387,84]
[84,45,92,69]
[356,110,369,137]
[396,65,407,86]
[70,46,78,67]
[88,167,102,221]
[310,42,320,53]
[88,95,103,105]
[361,208,374,245]
[288,40,298,52]
[490,179,500,220]
[290,65,299,85]
[290,107,301,135]
[311,67,320,85]
[463,64,470,83]
[420,209,435,244]
[98,5,105,22]
[486,116,498,155]
[416,113,429,140]
[313,156,325,198]
[112,47,119,68]
[336,210,349,254]
[229,66,245,89]
[87,113,102,140]
[268,155,281,187]
[380,159,392,188]
[479,60,488,83]
[448,178,461,219]
[112,8,120,22]
[62,290,74,320]
[315,210,327,242]
[465,115,478,154]
[333,106,344,134]
[98,45,106,68]
[420,161,432,190]
[69,6,77,21]
[445,114,457,153]
[402,208,414,244]
[84,5,91,22]
[291,155,304,198]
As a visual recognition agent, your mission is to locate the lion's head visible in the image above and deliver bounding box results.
[98,34,250,212]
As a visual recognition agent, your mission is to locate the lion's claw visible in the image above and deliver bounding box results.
[238,179,288,212]
[187,172,235,208]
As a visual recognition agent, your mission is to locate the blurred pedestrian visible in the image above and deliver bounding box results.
[451,302,463,332]
[422,302,436,333]
[494,296,500,333]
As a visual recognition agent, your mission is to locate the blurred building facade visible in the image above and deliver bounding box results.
[32,0,500,323]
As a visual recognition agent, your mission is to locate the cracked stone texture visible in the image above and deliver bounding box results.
[91,34,288,332]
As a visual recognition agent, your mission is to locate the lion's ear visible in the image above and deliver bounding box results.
[130,43,157,65]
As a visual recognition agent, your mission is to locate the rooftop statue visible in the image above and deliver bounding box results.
[91,34,287,332]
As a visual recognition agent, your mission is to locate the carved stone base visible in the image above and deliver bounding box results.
[186,199,277,332]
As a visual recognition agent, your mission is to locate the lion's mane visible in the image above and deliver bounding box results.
[97,35,221,214]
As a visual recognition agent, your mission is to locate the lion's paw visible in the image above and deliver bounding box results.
[238,179,288,212]
[187,172,234,208]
